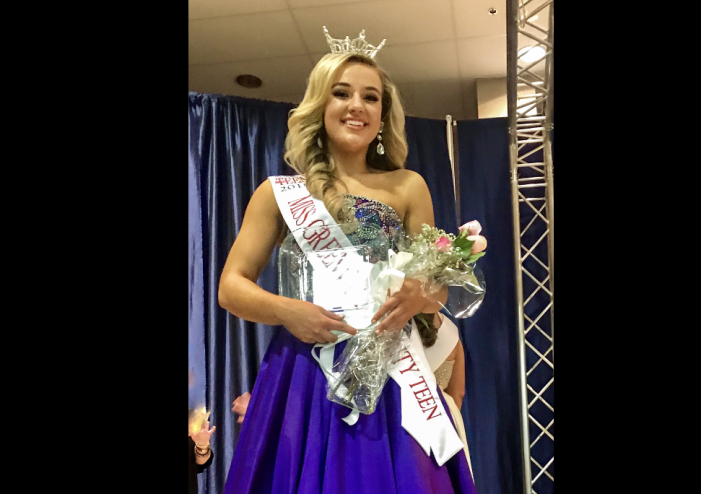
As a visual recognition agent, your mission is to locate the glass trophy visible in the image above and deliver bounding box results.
[278,222,391,332]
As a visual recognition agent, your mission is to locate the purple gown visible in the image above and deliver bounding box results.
[223,196,478,494]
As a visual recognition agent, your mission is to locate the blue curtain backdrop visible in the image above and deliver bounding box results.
[456,117,523,494]
[189,108,206,412]
[189,92,522,494]
[188,92,296,494]
[404,117,457,231]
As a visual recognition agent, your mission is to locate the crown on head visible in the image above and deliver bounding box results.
[323,26,386,59]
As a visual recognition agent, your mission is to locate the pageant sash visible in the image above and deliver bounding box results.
[269,175,354,252]
[388,321,464,466]
[270,175,462,466]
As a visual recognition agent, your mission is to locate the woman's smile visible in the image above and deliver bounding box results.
[342,118,368,130]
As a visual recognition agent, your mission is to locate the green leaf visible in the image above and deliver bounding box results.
[466,251,486,263]
[453,237,474,250]
[414,312,432,330]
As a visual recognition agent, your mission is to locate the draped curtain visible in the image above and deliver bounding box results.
[188,93,295,494]
[404,117,457,231]
[455,118,523,494]
[189,93,522,494]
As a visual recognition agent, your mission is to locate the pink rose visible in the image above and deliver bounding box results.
[433,236,452,253]
[459,220,482,236]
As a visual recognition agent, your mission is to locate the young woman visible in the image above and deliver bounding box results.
[219,51,486,493]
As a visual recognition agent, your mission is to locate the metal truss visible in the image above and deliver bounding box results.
[507,1,554,493]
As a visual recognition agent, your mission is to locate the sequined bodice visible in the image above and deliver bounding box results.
[279,193,406,265]
[342,194,404,248]
[434,360,455,390]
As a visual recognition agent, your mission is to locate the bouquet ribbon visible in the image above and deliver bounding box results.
[368,250,414,303]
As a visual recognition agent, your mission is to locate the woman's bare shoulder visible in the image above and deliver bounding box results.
[391,169,429,193]
[396,170,431,204]
[376,168,426,194]
[383,168,423,182]
[245,179,284,232]
[247,179,274,210]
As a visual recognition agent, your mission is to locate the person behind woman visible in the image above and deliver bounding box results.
[188,412,216,494]
[232,392,250,424]
[218,49,487,493]
[420,312,474,476]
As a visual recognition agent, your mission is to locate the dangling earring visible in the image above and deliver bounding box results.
[376,122,385,155]
[317,136,323,149]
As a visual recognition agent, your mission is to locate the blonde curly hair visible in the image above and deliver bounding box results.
[284,53,408,221]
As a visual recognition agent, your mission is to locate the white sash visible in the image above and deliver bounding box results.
[269,175,462,466]
[269,175,354,250]
[389,320,464,466]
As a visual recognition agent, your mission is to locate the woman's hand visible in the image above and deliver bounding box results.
[371,278,427,334]
[190,420,216,447]
[282,299,357,344]
[459,220,487,254]
[232,392,251,424]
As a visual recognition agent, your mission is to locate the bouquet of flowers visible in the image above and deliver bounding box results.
[403,221,486,318]
[326,324,407,415]
[326,221,486,415]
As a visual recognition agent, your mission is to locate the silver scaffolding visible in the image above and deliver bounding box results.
[506,1,554,493]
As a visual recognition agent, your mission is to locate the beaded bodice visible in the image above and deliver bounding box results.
[279,193,406,279]
[341,194,405,251]
[434,359,455,390]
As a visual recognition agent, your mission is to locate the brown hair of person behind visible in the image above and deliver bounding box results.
[414,312,438,348]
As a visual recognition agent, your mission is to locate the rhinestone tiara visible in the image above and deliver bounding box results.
[323,26,386,59]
